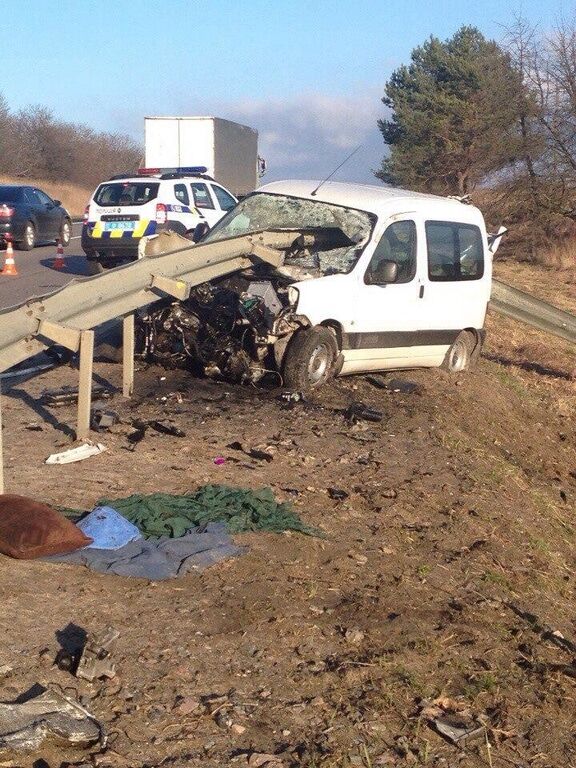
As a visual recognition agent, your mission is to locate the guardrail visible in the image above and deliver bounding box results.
[491,279,576,345]
[0,230,296,493]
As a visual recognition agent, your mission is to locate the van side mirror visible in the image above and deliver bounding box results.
[365,260,398,285]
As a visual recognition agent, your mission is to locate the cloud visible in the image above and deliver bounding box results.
[225,91,387,183]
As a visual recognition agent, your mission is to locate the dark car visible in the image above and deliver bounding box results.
[0,185,72,250]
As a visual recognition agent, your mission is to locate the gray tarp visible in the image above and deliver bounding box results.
[44,522,244,580]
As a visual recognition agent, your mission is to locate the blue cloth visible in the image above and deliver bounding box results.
[78,506,142,550]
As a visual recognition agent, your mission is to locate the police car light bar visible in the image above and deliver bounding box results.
[137,166,208,176]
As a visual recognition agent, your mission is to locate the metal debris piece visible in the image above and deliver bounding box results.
[420,698,485,747]
[90,408,119,432]
[45,443,107,465]
[432,716,485,745]
[76,627,120,682]
[0,687,103,752]
[345,402,383,423]
[40,384,110,406]
[148,420,186,438]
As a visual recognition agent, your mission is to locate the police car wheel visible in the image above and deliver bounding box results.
[87,260,105,275]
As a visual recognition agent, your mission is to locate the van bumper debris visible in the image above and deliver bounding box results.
[0,686,104,752]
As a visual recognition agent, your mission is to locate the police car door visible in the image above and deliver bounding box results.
[189,182,221,228]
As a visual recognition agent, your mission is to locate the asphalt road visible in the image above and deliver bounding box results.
[0,222,89,310]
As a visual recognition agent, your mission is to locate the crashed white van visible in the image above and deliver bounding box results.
[139,180,499,390]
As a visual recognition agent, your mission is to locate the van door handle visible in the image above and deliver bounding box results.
[419,285,424,298]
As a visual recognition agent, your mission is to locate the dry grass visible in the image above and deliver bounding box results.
[0,175,93,217]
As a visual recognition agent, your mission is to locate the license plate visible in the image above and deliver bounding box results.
[104,221,134,231]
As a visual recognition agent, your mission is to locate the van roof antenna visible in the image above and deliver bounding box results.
[310,144,363,196]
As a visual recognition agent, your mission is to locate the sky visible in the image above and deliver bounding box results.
[3,0,573,184]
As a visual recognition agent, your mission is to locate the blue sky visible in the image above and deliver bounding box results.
[4,0,571,183]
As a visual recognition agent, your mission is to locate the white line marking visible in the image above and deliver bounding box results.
[71,235,82,240]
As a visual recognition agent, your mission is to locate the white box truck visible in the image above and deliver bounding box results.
[144,116,260,197]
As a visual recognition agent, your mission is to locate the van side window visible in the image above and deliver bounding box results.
[364,220,417,285]
[426,221,484,281]
[174,184,190,206]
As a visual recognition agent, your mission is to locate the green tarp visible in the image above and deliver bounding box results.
[96,485,320,539]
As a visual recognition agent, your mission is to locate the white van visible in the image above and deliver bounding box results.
[140,181,499,390]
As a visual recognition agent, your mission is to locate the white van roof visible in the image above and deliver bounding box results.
[258,180,484,224]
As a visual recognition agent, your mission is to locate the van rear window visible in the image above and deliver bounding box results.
[94,182,159,206]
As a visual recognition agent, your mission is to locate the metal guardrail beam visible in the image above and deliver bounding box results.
[0,231,291,374]
[491,278,576,345]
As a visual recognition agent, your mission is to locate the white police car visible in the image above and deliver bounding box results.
[81,167,237,274]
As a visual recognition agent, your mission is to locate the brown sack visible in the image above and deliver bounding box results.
[0,494,92,559]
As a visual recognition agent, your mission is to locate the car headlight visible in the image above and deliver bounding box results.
[287,286,299,307]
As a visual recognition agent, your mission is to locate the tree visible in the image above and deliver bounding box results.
[377,26,528,195]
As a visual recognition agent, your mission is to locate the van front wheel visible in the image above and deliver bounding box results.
[441,331,475,373]
[282,326,338,391]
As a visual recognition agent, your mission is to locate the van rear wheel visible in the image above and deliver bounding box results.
[441,331,475,373]
[282,326,338,391]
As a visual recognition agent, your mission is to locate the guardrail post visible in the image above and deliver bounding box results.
[77,329,94,440]
[123,313,135,398]
[0,379,4,494]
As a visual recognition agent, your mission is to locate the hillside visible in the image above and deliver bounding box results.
[0,264,574,767]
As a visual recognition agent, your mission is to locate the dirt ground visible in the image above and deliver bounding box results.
[0,260,575,768]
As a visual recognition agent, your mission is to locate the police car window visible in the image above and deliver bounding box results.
[94,183,159,207]
[174,184,190,206]
[364,220,417,285]
[190,183,215,209]
[426,221,484,281]
[211,185,236,211]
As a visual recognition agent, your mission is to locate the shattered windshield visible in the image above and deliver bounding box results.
[204,192,375,275]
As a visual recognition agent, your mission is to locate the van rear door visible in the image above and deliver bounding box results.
[419,219,490,356]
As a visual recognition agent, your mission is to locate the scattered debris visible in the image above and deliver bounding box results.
[90,407,119,432]
[149,420,186,438]
[419,698,485,746]
[0,686,104,752]
[385,378,421,394]
[40,384,111,406]
[345,402,383,423]
[248,448,274,463]
[76,627,120,682]
[0,362,55,380]
[328,487,349,501]
[213,457,227,466]
[365,374,388,389]
[45,443,107,465]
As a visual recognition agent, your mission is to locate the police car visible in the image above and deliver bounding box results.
[81,167,237,274]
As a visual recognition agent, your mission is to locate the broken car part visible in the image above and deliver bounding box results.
[0,687,104,752]
[45,443,107,465]
[345,402,383,423]
[75,626,120,682]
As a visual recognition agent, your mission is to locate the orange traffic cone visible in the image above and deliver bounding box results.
[52,239,65,270]
[2,239,18,276]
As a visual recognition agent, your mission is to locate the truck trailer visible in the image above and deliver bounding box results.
[144,116,260,197]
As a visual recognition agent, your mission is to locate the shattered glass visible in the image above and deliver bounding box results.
[204,193,375,275]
